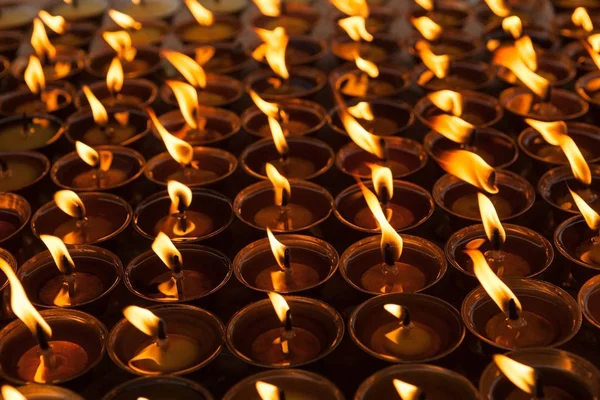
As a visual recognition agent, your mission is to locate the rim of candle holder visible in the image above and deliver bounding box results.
[499,86,589,122]
[332,64,411,101]
[495,51,576,88]
[0,84,74,118]
[233,234,339,294]
[519,121,600,167]
[575,70,600,107]
[328,98,414,138]
[11,50,85,83]
[247,35,327,67]
[144,147,238,188]
[100,19,170,47]
[0,151,50,192]
[349,292,464,363]
[330,33,400,63]
[445,223,554,279]
[0,113,65,151]
[244,66,327,102]
[461,278,583,351]
[538,164,600,215]
[0,308,107,385]
[85,46,162,80]
[0,192,31,245]
[412,60,496,93]
[414,90,503,129]
[479,348,600,399]
[240,136,335,181]
[124,244,232,302]
[565,41,596,74]
[226,296,344,368]
[31,191,133,245]
[17,384,84,400]
[554,10,600,39]
[250,6,320,36]
[340,234,447,296]
[0,30,21,58]
[159,73,245,109]
[335,137,428,180]
[173,15,242,44]
[74,79,158,109]
[102,376,214,400]
[65,105,151,147]
[0,248,16,293]
[233,179,334,233]
[223,369,344,400]
[432,170,536,222]
[18,244,123,310]
[578,275,600,330]
[0,3,38,31]
[46,0,108,22]
[109,0,182,22]
[175,43,250,76]
[554,215,600,274]
[424,128,519,170]
[0,55,8,80]
[242,98,329,138]
[108,303,225,376]
[355,363,479,400]
[406,30,484,62]
[407,2,471,29]
[334,180,435,234]
[483,21,560,52]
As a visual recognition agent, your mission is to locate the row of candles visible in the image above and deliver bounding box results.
[0,0,600,398]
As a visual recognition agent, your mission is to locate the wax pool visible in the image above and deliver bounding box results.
[451,193,513,220]
[261,16,310,35]
[341,115,397,136]
[576,236,600,266]
[0,158,44,192]
[485,311,556,348]
[148,270,212,300]
[154,211,213,239]
[38,273,104,307]
[254,264,320,291]
[17,341,88,383]
[52,1,105,20]
[341,76,396,97]
[54,217,115,245]
[558,188,600,213]
[495,369,595,400]
[71,169,128,189]
[257,120,310,136]
[476,250,532,278]
[82,122,137,146]
[167,166,219,185]
[335,42,386,62]
[120,0,178,20]
[251,327,321,365]
[129,334,202,374]
[261,158,315,179]
[172,125,225,143]
[254,204,313,231]
[354,203,415,230]
[371,321,441,359]
[0,118,59,151]
[0,209,21,240]
[179,23,237,43]
[361,262,427,293]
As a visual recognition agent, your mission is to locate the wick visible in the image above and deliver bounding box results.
[283,247,291,270]
[540,86,552,104]
[21,115,31,137]
[72,0,79,8]
[468,128,477,148]
[279,389,286,400]
[281,189,289,207]
[378,185,390,206]
[379,137,389,163]
[400,306,411,326]
[35,324,50,352]
[534,371,544,399]
[487,170,496,192]
[284,309,293,333]
[383,242,396,267]
[156,318,168,345]
[492,229,502,252]
[0,158,7,174]
[171,255,185,299]
[507,298,520,321]
[172,254,182,274]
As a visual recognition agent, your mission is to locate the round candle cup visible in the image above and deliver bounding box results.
[65,105,150,147]
[334,180,434,233]
[538,164,600,217]
[47,0,107,23]
[576,71,600,118]
[407,30,484,62]
[223,369,344,400]
[250,7,319,36]
[0,114,64,151]
[479,348,600,400]
[0,30,21,59]
[133,188,233,242]
[153,107,240,146]
[74,79,158,109]
[51,146,145,192]
[413,60,495,92]
[159,74,244,109]
[340,235,446,296]
[499,86,589,122]
[102,376,213,400]
[101,20,169,47]
[333,6,395,34]
[408,3,470,29]
[554,10,600,40]
[332,64,410,101]
[174,15,242,44]
[245,67,327,102]
[11,52,84,83]
[329,99,413,138]
[0,192,30,250]
[336,137,428,179]
[0,3,37,31]
[31,192,132,245]
[86,47,162,80]
[0,151,50,192]
[555,215,600,282]
[242,98,328,138]
[0,83,74,120]
[496,52,576,89]
[461,279,582,352]
[565,41,596,74]
[47,22,95,50]
[474,0,543,27]
[144,147,237,188]
[240,136,334,181]
[483,22,560,54]
[0,248,16,295]
[108,304,224,375]
[433,170,536,223]
[355,364,478,400]
[248,35,326,67]
[110,0,181,22]
[233,234,338,294]
[349,293,464,363]
[179,43,250,76]
[0,308,107,385]
[14,384,84,400]
[579,275,600,331]
[226,296,344,368]
[233,179,333,233]
[330,33,400,63]
[424,128,518,170]
[551,0,600,12]
[18,245,122,311]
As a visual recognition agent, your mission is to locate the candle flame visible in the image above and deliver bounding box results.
[492,46,549,99]
[339,108,385,159]
[255,27,289,80]
[253,0,281,17]
[268,117,289,157]
[123,305,161,337]
[573,7,594,32]
[24,55,46,95]
[76,141,113,172]
[487,39,501,52]
[148,109,194,166]
[194,46,215,66]
[438,150,498,194]
[82,85,108,126]
[502,15,523,39]
[249,89,281,118]
[38,11,66,34]
[515,35,538,71]
[355,55,379,78]
[161,50,207,89]
[561,136,592,185]
[369,164,393,201]
[411,16,442,41]
[429,115,474,144]
[478,192,506,246]
[331,0,369,18]
[464,248,522,316]
[265,163,291,207]
[484,0,510,17]
[493,354,537,395]
[267,227,287,271]
[54,190,86,219]
[185,0,214,26]
[523,119,566,146]
[415,0,433,11]
[393,379,422,400]
[582,39,600,70]
[108,9,142,30]
[568,188,600,230]
[428,90,463,116]
[338,16,373,42]
[416,41,449,79]
[168,180,193,215]
[166,80,201,130]
[103,31,137,62]
[152,232,183,272]
[383,303,404,319]
[106,57,124,94]
[268,291,289,323]
[1,386,26,400]
[348,102,374,120]
[256,381,282,400]
[39,235,75,276]
[31,18,57,60]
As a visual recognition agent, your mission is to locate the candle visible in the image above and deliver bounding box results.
[50,0,107,22]
[106,10,167,46]
[410,0,470,29]
[1,383,84,400]
[0,4,36,30]
[95,30,154,78]
[331,33,397,63]
[250,35,326,68]
[114,0,180,21]
[0,152,49,192]
[567,189,600,265]
[252,0,317,35]
[409,16,482,60]
[175,0,241,43]
[38,10,95,50]
[330,100,412,138]
[335,64,409,100]
[104,376,213,400]
[0,115,63,152]
[0,193,29,248]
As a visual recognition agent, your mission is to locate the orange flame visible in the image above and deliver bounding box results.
[484,0,510,17]
[416,41,449,79]
[253,0,281,17]
[369,164,393,201]
[569,188,600,230]
[31,18,57,60]
[265,163,291,207]
[267,227,287,271]
[523,119,566,146]
[255,27,289,80]
[256,381,281,400]
[54,190,86,219]
[108,9,142,30]
[393,379,422,400]
[102,31,136,62]
[429,115,474,144]
[168,180,193,215]
[492,46,549,99]
[166,80,200,130]
[588,33,600,52]
[478,192,506,245]
[355,55,379,78]
[428,90,463,116]
[493,354,537,395]
[415,0,433,11]
[123,305,161,337]
[76,141,113,172]
[515,35,538,71]
[249,89,281,118]
[411,16,442,41]
[502,15,523,39]
[1,386,26,400]
[339,109,385,159]
[185,0,214,26]
[347,102,374,120]
[39,235,75,275]
[582,39,600,70]
[560,136,592,185]
[82,85,108,126]
[338,16,373,42]
[107,57,124,94]
[162,50,207,89]
[268,291,289,323]
[38,11,66,34]
[152,232,183,297]
[194,46,215,66]
[331,0,369,18]
[573,7,594,32]
[24,55,45,95]
[383,303,404,318]
[149,109,194,165]
[268,117,289,157]
[438,150,498,194]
